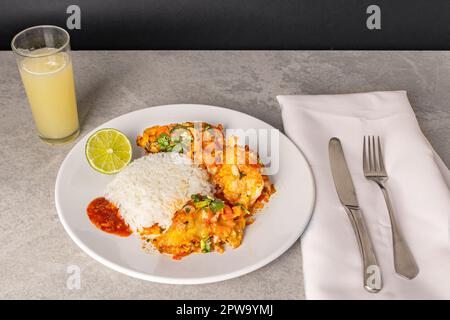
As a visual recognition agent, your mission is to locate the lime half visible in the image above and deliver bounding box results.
[85,128,132,174]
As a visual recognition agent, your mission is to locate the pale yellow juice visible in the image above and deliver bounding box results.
[19,48,79,141]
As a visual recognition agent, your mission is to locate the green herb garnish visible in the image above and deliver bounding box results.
[157,133,171,150]
[195,200,211,209]
[200,237,212,253]
[169,128,192,153]
[185,207,191,213]
[191,195,225,212]
[210,199,225,212]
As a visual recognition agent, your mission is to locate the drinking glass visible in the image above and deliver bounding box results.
[11,25,80,144]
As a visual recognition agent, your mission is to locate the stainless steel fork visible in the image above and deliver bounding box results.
[363,136,419,280]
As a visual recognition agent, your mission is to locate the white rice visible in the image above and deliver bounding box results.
[104,153,214,230]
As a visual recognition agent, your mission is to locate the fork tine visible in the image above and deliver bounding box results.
[368,135,373,172]
[372,136,378,172]
[363,136,368,173]
[377,136,385,173]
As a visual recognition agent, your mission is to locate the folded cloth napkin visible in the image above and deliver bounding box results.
[277,91,450,299]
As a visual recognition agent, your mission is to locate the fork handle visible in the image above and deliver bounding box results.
[377,182,419,279]
[345,207,382,292]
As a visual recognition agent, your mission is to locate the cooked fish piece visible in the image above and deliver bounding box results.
[207,142,263,209]
[151,195,247,260]
[136,122,223,158]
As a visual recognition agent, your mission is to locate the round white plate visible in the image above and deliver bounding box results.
[55,104,315,284]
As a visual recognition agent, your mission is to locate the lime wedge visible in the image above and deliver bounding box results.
[85,128,132,174]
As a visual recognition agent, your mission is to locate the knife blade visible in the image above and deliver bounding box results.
[328,137,382,293]
[329,137,359,207]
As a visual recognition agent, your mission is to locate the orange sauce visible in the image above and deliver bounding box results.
[86,197,132,237]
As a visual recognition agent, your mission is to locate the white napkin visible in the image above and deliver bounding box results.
[277,91,450,299]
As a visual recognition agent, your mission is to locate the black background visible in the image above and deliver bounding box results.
[1,0,450,50]
[0,300,439,318]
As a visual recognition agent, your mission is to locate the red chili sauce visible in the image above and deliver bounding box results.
[87,197,132,237]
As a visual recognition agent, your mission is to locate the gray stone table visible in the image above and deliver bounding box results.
[0,51,449,299]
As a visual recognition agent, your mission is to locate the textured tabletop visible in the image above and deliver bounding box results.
[0,51,449,299]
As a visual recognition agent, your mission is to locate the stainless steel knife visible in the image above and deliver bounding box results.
[329,137,382,293]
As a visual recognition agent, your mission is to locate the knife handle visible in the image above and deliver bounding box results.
[345,207,382,293]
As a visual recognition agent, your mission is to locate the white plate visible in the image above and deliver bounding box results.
[55,104,315,284]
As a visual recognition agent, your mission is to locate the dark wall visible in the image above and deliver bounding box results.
[2,0,450,50]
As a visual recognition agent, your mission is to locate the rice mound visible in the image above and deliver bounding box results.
[104,152,214,230]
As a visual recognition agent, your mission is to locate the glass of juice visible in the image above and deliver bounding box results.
[11,25,80,144]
